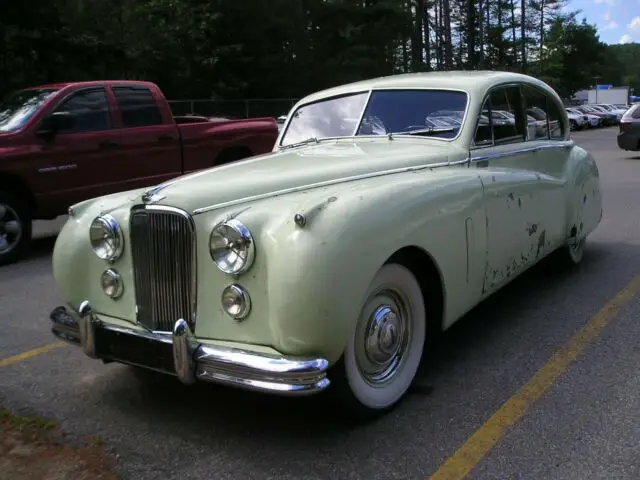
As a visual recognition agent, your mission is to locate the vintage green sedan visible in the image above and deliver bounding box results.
[49,71,602,420]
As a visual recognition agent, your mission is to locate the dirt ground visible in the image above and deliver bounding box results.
[0,407,119,480]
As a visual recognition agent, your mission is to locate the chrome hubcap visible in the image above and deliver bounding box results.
[568,236,583,255]
[0,203,22,255]
[357,290,411,385]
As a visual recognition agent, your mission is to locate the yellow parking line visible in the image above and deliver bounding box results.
[0,342,67,367]
[428,273,640,480]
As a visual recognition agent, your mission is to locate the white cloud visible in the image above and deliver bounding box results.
[601,11,618,30]
[619,34,633,44]
[628,16,640,35]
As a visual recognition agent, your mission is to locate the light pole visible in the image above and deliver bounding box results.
[593,76,601,103]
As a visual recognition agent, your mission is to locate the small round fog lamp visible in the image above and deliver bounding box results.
[100,269,124,299]
[221,284,251,320]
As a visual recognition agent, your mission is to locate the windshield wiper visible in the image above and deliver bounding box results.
[390,127,456,137]
[279,137,320,150]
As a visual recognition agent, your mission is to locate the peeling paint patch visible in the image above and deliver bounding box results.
[536,230,546,257]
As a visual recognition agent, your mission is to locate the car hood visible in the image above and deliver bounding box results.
[142,138,467,215]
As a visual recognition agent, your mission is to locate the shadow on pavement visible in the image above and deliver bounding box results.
[91,240,635,443]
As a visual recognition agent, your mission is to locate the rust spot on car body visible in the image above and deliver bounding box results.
[536,230,546,257]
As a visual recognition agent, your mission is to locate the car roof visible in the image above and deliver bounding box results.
[298,71,553,105]
[22,80,157,91]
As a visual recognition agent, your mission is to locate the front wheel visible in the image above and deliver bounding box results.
[330,263,426,421]
[0,191,32,267]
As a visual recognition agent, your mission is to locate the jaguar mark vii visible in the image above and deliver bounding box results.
[49,71,602,420]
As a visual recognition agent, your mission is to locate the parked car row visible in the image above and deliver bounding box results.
[566,103,630,130]
[616,102,640,151]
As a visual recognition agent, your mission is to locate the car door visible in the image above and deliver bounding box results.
[470,83,564,296]
[110,84,183,189]
[29,86,123,213]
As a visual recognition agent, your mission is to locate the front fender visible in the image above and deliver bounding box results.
[228,167,486,364]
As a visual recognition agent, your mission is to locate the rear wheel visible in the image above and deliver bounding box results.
[552,235,586,269]
[329,263,426,422]
[0,191,32,266]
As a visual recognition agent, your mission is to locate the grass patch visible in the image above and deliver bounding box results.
[0,406,120,480]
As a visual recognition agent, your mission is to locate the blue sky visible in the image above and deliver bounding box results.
[568,0,640,44]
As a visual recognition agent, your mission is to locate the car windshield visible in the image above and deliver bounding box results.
[0,88,58,133]
[280,89,468,147]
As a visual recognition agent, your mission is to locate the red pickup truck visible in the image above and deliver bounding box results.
[0,80,279,265]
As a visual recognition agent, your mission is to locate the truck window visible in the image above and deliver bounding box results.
[53,88,111,134]
[112,86,163,128]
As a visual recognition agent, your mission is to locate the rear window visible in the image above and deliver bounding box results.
[112,86,163,127]
[623,103,640,120]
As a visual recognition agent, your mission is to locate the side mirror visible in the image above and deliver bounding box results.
[36,111,76,138]
[50,111,76,131]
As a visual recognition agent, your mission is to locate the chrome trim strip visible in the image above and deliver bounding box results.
[192,157,471,215]
[351,89,373,136]
[469,141,574,163]
[49,304,330,396]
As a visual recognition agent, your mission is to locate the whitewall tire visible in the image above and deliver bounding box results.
[331,263,426,420]
[566,236,586,264]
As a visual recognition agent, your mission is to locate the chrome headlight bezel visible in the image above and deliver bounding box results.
[89,214,124,262]
[100,268,124,299]
[221,283,252,320]
[209,218,255,275]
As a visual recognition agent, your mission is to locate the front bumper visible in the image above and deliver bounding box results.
[49,302,330,396]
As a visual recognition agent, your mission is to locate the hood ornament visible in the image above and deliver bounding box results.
[141,188,165,203]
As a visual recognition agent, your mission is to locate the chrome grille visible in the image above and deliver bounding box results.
[130,206,196,332]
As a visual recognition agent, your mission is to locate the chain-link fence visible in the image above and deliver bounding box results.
[168,98,300,119]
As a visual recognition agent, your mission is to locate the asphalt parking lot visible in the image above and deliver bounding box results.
[1,126,639,480]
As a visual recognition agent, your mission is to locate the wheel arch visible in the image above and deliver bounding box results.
[384,245,446,337]
[0,172,37,217]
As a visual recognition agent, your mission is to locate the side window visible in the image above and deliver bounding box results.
[545,96,565,140]
[489,86,525,145]
[53,88,111,134]
[523,86,549,140]
[473,85,525,146]
[474,97,492,146]
[112,87,163,128]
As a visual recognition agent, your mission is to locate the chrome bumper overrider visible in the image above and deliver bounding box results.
[49,302,330,395]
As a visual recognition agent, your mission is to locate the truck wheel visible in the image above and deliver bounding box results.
[329,263,426,422]
[0,191,32,266]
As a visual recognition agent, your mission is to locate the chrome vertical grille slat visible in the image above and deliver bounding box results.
[130,206,197,332]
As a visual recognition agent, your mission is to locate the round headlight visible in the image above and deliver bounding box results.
[100,268,124,299]
[89,214,123,261]
[221,284,251,320]
[209,219,255,274]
